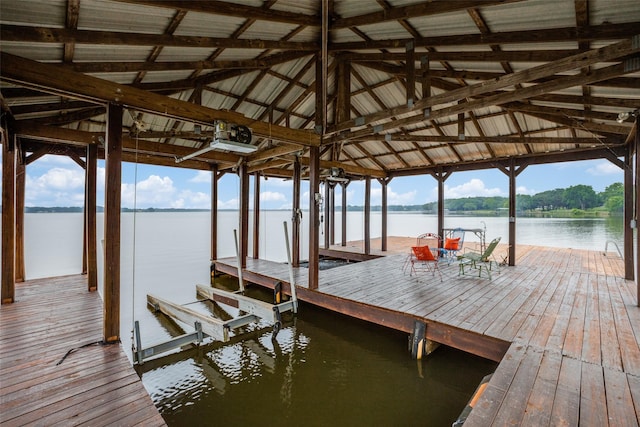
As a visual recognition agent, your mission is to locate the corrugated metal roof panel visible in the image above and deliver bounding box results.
[0,42,64,62]
[0,0,65,27]
[482,0,576,32]
[79,0,175,34]
[407,10,480,38]
[240,20,302,41]
[173,11,245,38]
[73,45,153,62]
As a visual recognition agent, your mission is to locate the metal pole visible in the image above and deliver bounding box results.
[283,221,298,313]
[234,229,244,292]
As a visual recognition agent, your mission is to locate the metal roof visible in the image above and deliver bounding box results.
[0,0,638,178]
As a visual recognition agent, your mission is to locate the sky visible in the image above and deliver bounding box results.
[0,152,624,210]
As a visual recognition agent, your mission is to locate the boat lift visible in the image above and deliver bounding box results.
[134,222,299,365]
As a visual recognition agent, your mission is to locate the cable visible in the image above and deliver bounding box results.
[130,123,140,352]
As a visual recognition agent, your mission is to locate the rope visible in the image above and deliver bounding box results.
[131,127,140,350]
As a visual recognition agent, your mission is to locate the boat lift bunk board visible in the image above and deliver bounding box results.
[134,222,299,365]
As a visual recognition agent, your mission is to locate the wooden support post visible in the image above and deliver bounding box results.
[239,162,249,269]
[2,131,16,304]
[379,178,391,252]
[253,172,260,260]
[86,143,98,291]
[292,157,301,266]
[406,41,415,107]
[324,181,330,249]
[458,102,465,140]
[308,145,320,290]
[329,183,335,246]
[436,169,446,249]
[15,143,25,283]
[211,164,219,262]
[336,60,351,124]
[103,103,122,343]
[421,54,430,99]
[341,181,348,247]
[364,176,371,255]
[635,116,640,304]
[624,147,634,281]
[421,54,430,118]
[507,160,518,266]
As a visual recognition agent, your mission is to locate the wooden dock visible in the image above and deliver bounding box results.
[213,241,640,426]
[0,275,166,426]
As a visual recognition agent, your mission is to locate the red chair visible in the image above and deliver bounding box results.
[403,235,442,281]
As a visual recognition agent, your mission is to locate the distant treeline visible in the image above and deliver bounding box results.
[23,207,209,213]
[14,183,624,214]
[348,183,624,214]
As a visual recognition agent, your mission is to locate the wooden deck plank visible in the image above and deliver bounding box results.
[562,272,588,360]
[0,276,165,426]
[213,241,640,427]
[519,350,563,426]
[582,273,603,366]
[604,275,640,375]
[598,274,624,371]
[463,344,527,427]
[491,347,544,425]
[603,368,639,427]
[549,355,581,427]
[579,361,609,426]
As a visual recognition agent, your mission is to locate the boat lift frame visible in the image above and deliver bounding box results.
[133,221,299,365]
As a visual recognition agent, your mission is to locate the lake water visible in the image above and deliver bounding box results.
[5,212,624,425]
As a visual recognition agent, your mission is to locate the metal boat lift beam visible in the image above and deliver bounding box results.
[195,284,296,322]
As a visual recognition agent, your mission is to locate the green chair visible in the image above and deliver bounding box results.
[458,237,501,279]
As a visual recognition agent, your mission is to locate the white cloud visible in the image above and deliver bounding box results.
[586,161,621,176]
[371,186,417,205]
[260,191,287,203]
[121,174,176,208]
[445,178,504,198]
[262,177,292,188]
[218,197,239,209]
[25,167,86,206]
[34,167,85,190]
[189,170,211,184]
[175,190,210,209]
[516,185,537,195]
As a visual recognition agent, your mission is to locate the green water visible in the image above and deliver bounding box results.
[136,279,497,427]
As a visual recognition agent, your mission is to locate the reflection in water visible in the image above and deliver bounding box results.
[137,285,496,427]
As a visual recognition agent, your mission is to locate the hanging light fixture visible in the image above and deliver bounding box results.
[175,120,256,163]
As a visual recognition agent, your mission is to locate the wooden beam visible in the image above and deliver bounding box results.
[14,148,25,283]
[341,182,348,247]
[112,0,320,27]
[103,103,122,343]
[292,157,301,266]
[1,24,319,51]
[380,178,389,252]
[331,35,640,134]
[211,165,219,262]
[239,163,249,269]
[333,60,639,142]
[635,116,640,302]
[1,53,320,146]
[364,176,371,255]
[1,131,15,304]
[351,135,616,145]
[86,143,98,291]
[252,172,260,260]
[331,0,523,29]
[308,146,320,290]
[330,21,640,50]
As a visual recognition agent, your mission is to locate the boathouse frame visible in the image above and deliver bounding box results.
[1,0,639,349]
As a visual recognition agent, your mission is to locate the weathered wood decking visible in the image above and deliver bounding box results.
[0,275,165,426]
[213,241,640,426]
